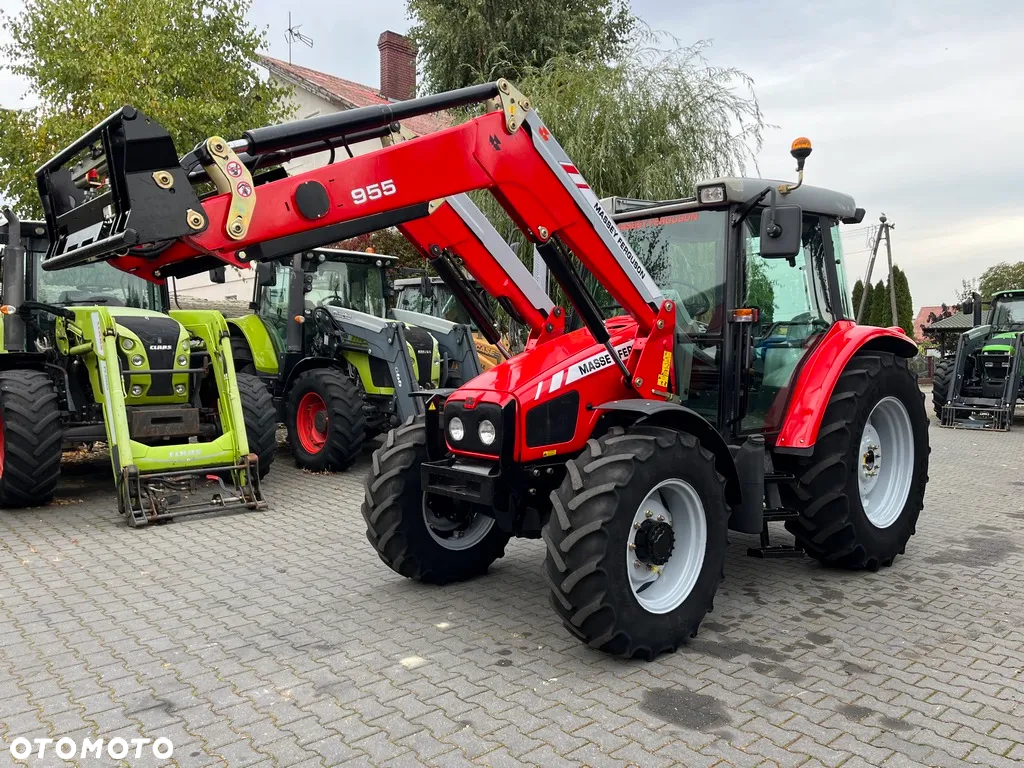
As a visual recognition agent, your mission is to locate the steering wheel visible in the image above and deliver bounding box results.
[671,281,713,319]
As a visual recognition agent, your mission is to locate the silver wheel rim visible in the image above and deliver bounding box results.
[627,479,708,615]
[858,396,914,529]
[423,498,495,550]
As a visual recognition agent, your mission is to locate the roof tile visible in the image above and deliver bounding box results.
[259,55,453,137]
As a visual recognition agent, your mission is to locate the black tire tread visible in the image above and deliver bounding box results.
[782,352,929,570]
[236,372,277,479]
[0,370,63,507]
[362,417,509,584]
[931,357,954,418]
[230,336,256,374]
[286,367,366,472]
[544,426,727,660]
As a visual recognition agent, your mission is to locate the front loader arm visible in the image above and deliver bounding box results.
[37,81,676,398]
[398,194,563,347]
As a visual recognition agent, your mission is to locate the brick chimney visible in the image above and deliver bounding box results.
[378,31,416,101]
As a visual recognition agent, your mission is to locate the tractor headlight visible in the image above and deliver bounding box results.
[181,338,190,350]
[174,384,186,395]
[177,355,188,367]
[478,419,496,446]
[130,354,144,367]
[697,183,726,204]
[121,338,135,351]
[448,417,465,442]
[130,384,143,396]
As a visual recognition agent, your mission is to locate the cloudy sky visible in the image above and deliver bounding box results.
[2,0,1022,307]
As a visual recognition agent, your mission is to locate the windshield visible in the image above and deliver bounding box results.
[991,296,1024,330]
[396,283,474,326]
[305,260,386,317]
[33,259,164,310]
[613,211,727,334]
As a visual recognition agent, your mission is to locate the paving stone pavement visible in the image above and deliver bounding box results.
[1,404,1023,767]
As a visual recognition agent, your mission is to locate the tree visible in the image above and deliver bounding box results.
[957,278,979,304]
[856,280,874,323]
[891,265,914,336]
[0,0,290,214]
[851,279,864,319]
[868,280,889,327]
[336,228,424,270]
[978,261,1024,301]
[408,0,634,92]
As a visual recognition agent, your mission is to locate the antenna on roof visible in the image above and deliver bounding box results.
[284,12,313,64]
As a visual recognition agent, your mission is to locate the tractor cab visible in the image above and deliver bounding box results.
[602,171,865,437]
[393,274,507,371]
[934,288,1024,430]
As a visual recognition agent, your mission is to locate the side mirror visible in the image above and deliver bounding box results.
[256,261,277,287]
[420,274,434,299]
[209,266,226,284]
[960,299,973,316]
[759,205,803,259]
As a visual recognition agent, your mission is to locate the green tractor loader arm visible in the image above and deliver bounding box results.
[390,308,482,387]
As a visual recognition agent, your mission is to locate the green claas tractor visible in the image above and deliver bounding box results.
[933,289,1024,430]
[225,247,469,471]
[0,212,276,525]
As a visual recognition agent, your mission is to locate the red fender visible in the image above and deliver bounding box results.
[774,320,917,453]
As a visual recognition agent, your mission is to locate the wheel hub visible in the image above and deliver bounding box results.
[314,411,328,433]
[634,519,675,566]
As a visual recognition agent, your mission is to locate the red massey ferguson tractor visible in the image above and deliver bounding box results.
[39,82,928,659]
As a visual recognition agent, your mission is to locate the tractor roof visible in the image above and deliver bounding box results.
[992,289,1024,299]
[602,178,861,222]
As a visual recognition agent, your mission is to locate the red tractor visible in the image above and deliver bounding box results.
[38,82,928,659]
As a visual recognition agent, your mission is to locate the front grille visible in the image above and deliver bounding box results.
[114,315,181,396]
[404,327,435,387]
[525,391,579,447]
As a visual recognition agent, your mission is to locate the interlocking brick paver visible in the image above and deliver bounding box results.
[0,405,1021,766]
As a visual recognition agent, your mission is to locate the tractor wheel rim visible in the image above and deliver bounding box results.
[422,498,495,551]
[627,478,707,615]
[859,395,914,529]
[296,392,328,454]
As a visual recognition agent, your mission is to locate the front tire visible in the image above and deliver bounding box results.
[286,368,366,472]
[931,357,954,419]
[0,370,63,508]
[362,417,510,584]
[544,426,728,660]
[782,352,929,570]
[236,373,277,479]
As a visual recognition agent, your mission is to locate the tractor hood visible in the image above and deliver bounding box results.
[450,320,639,407]
[442,318,640,462]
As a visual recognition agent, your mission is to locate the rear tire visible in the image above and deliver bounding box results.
[286,368,366,472]
[931,357,954,419]
[0,370,63,508]
[236,373,276,479]
[362,416,510,584]
[544,426,728,660]
[782,352,929,570]
[230,336,256,375]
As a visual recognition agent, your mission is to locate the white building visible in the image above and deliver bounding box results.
[175,31,450,302]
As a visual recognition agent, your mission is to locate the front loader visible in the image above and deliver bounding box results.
[932,289,1024,430]
[222,247,438,471]
[0,213,275,526]
[43,84,929,657]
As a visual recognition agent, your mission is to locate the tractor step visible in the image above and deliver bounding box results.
[747,510,804,559]
[119,456,266,527]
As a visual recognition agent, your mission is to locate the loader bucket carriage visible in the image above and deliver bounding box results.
[933,289,1024,430]
[42,90,929,655]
